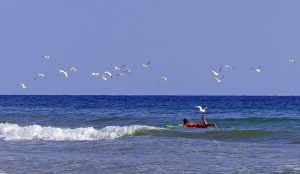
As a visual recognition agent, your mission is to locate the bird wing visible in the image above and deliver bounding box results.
[63,72,68,78]
[195,106,202,110]
[59,70,68,78]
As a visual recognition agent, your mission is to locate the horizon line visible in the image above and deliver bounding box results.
[0,94,300,97]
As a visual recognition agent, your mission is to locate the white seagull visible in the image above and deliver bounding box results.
[91,72,100,77]
[118,69,132,76]
[17,83,27,89]
[58,70,68,79]
[223,65,233,69]
[253,65,262,72]
[159,76,168,81]
[34,73,46,80]
[113,65,125,71]
[41,55,50,60]
[195,106,207,113]
[212,67,222,76]
[101,75,108,81]
[288,59,296,64]
[142,60,151,68]
[214,75,224,83]
[69,66,78,72]
[101,71,113,80]
[103,71,112,78]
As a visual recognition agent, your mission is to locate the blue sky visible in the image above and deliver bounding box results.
[1,0,300,95]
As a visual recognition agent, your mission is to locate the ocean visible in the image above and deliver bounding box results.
[0,95,299,173]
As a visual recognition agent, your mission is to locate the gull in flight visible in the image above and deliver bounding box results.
[253,65,262,72]
[113,65,125,71]
[288,59,296,64]
[214,75,224,83]
[159,76,168,81]
[17,83,27,89]
[34,73,46,80]
[118,69,132,76]
[142,60,151,68]
[195,106,207,113]
[58,70,68,79]
[101,71,113,80]
[41,55,50,60]
[212,67,222,76]
[69,66,78,72]
[91,72,101,77]
[223,65,233,69]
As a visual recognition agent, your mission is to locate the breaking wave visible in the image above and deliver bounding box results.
[0,123,159,141]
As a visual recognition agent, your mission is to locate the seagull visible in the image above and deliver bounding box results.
[101,75,108,81]
[142,60,151,68]
[113,65,125,71]
[214,75,224,83]
[118,69,132,76]
[253,65,262,72]
[195,106,207,113]
[58,70,68,79]
[159,76,168,81]
[34,73,46,80]
[124,69,132,75]
[41,55,50,60]
[103,71,112,78]
[100,71,113,80]
[223,65,233,69]
[69,66,78,72]
[17,83,27,89]
[91,72,100,77]
[288,59,296,64]
[212,67,222,76]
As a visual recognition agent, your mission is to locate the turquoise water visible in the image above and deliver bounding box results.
[0,96,299,173]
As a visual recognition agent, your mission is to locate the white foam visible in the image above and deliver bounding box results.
[0,123,159,141]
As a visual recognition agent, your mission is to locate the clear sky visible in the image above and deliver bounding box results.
[1,0,300,95]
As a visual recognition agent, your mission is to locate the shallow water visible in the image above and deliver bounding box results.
[0,95,299,173]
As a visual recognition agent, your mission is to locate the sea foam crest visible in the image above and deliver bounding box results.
[0,123,158,141]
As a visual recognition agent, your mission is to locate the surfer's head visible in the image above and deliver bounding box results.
[183,118,188,124]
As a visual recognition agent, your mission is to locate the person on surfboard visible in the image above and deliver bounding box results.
[183,115,216,128]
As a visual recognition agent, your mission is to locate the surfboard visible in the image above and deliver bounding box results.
[165,124,181,128]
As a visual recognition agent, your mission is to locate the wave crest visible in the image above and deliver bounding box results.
[0,123,158,141]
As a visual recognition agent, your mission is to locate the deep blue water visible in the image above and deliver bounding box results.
[0,95,299,173]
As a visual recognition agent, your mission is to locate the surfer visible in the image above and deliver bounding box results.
[183,115,216,128]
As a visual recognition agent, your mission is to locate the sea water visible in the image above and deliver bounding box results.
[0,95,299,173]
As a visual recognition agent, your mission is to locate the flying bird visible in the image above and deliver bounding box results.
[41,55,50,60]
[69,66,78,72]
[103,71,112,78]
[118,69,132,76]
[91,72,100,77]
[113,65,125,71]
[58,70,68,79]
[34,73,46,80]
[101,71,113,80]
[214,75,224,83]
[288,59,296,64]
[17,83,27,89]
[195,106,207,113]
[159,76,168,81]
[142,60,151,68]
[223,65,233,69]
[253,65,262,72]
[212,67,222,76]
